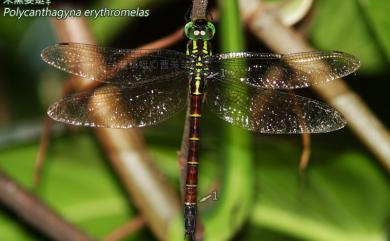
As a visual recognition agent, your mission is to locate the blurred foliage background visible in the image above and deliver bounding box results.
[0,0,389,241]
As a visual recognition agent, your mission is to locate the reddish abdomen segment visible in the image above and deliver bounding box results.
[184,94,203,240]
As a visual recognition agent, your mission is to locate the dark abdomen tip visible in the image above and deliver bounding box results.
[184,204,197,240]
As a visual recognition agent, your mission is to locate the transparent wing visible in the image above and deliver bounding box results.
[41,43,189,86]
[208,51,360,89]
[205,80,346,134]
[47,74,189,128]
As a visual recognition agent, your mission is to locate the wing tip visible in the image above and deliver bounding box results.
[47,101,68,125]
[41,43,78,62]
[308,110,347,134]
[41,43,66,65]
[336,51,361,73]
[47,102,95,128]
[40,45,52,63]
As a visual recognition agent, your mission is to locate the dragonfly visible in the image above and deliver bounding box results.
[41,18,360,240]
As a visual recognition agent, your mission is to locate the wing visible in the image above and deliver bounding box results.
[41,43,189,86]
[205,80,346,134]
[47,74,189,128]
[208,51,360,89]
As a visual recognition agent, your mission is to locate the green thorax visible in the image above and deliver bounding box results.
[185,19,215,95]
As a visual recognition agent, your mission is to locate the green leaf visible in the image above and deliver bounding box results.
[357,0,390,63]
[250,139,390,241]
[0,133,139,241]
[0,17,31,45]
[201,1,255,241]
[309,0,388,73]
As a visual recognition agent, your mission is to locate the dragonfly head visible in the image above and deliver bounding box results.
[185,18,215,41]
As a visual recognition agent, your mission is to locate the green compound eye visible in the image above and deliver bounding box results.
[185,21,215,40]
[203,21,216,40]
[184,21,197,40]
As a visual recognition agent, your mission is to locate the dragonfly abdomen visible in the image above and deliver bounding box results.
[186,95,202,197]
[184,38,210,240]
[184,82,204,240]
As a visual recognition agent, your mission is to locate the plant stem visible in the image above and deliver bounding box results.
[191,0,208,19]
[200,1,255,241]
[0,171,96,241]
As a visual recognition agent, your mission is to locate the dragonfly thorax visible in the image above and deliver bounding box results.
[187,40,211,69]
[186,37,212,95]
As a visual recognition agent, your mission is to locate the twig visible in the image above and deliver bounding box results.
[138,26,184,49]
[0,170,96,241]
[0,120,63,149]
[34,117,53,186]
[103,216,145,241]
[240,0,390,172]
[191,0,208,19]
[287,88,313,173]
[299,133,311,174]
